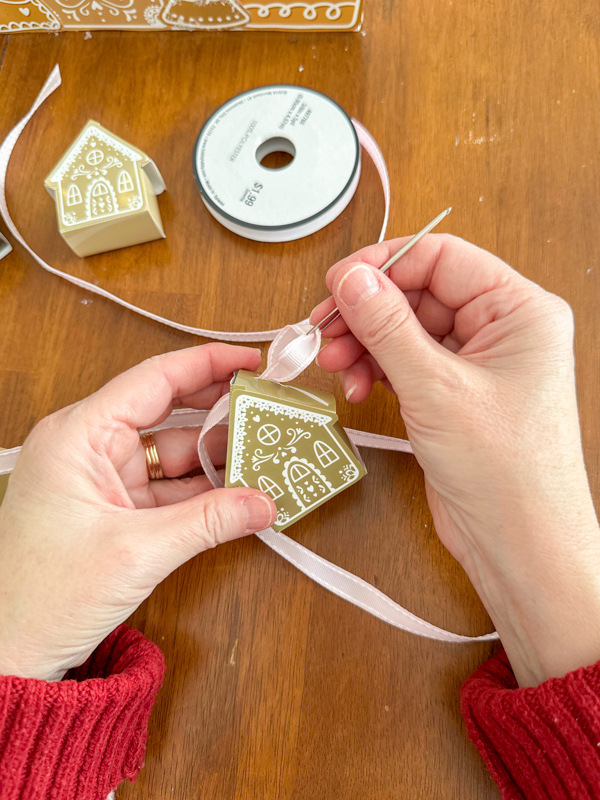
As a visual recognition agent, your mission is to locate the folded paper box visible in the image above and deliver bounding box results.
[0,0,363,32]
[225,370,366,532]
[44,120,166,258]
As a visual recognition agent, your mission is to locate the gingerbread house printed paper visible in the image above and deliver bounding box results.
[0,0,362,30]
[161,0,249,30]
[225,370,366,532]
[244,1,362,30]
[0,0,60,31]
[45,121,166,257]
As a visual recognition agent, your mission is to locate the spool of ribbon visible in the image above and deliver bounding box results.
[0,68,498,645]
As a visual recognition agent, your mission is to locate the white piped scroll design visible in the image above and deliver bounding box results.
[230,395,331,483]
[51,0,138,23]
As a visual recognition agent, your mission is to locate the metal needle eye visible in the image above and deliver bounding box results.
[306,207,452,336]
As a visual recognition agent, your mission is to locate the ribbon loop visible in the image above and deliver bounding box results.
[260,323,321,383]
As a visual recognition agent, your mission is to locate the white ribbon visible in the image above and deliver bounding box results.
[0,69,498,644]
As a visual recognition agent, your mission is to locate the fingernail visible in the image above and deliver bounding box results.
[242,494,275,533]
[336,264,380,309]
[341,374,357,401]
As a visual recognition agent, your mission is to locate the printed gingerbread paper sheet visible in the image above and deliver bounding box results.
[225,370,366,532]
[0,0,363,32]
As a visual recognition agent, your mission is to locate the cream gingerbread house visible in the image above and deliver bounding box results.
[225,370,366,532]
[45,120,166,257]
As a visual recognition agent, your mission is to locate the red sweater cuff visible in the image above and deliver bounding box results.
[0,624,165,800]
[461,649,600,799]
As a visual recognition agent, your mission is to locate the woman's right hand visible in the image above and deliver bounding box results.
[311,234,600,687]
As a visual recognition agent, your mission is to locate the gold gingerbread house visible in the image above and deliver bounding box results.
[225,370,366,532]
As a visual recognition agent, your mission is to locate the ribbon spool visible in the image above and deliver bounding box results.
[193,86,361,242]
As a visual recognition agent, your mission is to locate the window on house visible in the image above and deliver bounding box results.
[257,424,281,445]
[258,475,283,500]
[289,463,310,482]
[314,441,339,468]
[66,184,82,206]
[117,170,134,193]
[86,149,104,166]
[92,182,109,197]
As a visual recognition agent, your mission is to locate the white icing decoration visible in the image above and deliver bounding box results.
[245,2,360,29]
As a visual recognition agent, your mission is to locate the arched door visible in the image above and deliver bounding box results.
[284,460,331,509]
[87,179,117,218]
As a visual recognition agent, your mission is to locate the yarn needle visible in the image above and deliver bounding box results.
[306,207,452,336]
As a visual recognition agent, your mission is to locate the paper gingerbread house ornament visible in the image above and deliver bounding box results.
[225,370,366,532]
[44,120,166,257]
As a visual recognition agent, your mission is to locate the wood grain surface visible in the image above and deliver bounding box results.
[0,1,599,796]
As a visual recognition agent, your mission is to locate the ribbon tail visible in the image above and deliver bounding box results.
[352,117,390,244]
[256,527,498,643]
[197,393,230,487]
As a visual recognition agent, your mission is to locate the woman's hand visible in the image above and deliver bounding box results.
[311,234,600,687]
[0,344,276,682]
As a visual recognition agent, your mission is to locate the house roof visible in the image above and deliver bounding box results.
[232,370,337,414]
[45,120,166,196]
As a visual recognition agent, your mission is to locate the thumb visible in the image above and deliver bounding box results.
[131,488,277,576]
[331,263,444,395]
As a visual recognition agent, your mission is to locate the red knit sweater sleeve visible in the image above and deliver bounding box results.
[461,648,600,799]
[0,624,165,800]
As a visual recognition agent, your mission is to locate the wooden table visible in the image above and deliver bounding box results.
[1,2,598,796]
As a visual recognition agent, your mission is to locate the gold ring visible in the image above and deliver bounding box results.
[140,432,164,480]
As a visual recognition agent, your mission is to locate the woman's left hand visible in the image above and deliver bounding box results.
[0,344,276,681]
